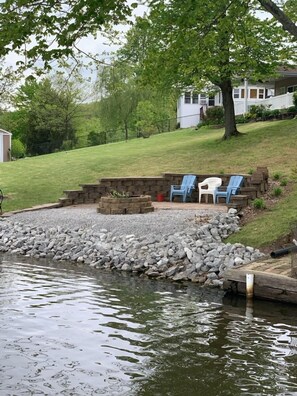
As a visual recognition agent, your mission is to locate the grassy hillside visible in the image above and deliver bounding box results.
[1,119,296,249]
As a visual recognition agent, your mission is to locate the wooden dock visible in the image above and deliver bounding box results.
[223,255,297,304]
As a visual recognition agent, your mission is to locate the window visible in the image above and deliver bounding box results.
[233,88,240,99]
[200,94,207,105]
[184,92,191,103]
[288,85,297,93]
[192,92,199,103]
[208,95,215,106]
[241,89,245,99]
[259,89,264,99]
[250,89,257,99]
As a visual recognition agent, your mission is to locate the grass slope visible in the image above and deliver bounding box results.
[0,119,296,249]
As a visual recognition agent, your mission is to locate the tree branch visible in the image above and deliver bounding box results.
[258,0,297,39]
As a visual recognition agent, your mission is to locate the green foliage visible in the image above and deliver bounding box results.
[252,198,266,209]
[273,187,282,196]
[273,172,282,180]
[280,178,288,186]
[120,0,292,140]
[204,106,224,125]
[135,100,156,137]
[235,114,248,124]
[270,109,281,117]
[87,131,107,146]
[109,190,130,198]
[248,168,254,175]
[287,106,297,114]
[249,104,269,119]
[11,138,26,159]
[13,77,79,155]
[96,61,176,141]
[0,1,135,69]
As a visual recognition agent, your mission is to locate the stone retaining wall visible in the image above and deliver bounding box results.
[59,166,269,210]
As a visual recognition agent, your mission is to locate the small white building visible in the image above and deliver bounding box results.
[177,71,297,128]
[0,129,12,162]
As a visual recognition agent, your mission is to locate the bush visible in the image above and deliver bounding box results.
[11,138,26,159]
[286,106,297,114]
[235,114,247,124]
[204,106,224,125]
[270,109,280,118]
[87,131,107,146]
[280,179,288,187]
[253,198,266,209]
[249,104,268,119]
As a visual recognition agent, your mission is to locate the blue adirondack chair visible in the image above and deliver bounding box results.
[214,175,244,204]
[170,174,196,202]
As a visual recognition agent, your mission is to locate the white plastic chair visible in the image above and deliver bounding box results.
[198,177,222,204]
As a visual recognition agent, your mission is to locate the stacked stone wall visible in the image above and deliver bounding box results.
[98,195,154,215]
[59,166,269,210]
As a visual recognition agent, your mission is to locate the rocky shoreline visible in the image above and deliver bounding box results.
[0,208,264,287]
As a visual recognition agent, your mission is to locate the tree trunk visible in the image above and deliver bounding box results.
[258,0,297,39]
[124,121,129,142]
[219,79,240,140]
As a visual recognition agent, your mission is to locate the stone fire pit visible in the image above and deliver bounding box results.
[97,195,154,215]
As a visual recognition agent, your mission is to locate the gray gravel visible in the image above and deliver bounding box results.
[10,206,225,237]
[1,206,265,287]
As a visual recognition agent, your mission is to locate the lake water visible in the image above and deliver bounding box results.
[1,255,297,396]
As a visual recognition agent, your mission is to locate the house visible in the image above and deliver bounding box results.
[0,129,12,162]
[177,70,297,128]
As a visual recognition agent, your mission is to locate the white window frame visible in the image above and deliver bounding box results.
[233,88,240,99]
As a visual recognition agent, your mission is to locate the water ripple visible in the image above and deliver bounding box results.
[1,257,297,395]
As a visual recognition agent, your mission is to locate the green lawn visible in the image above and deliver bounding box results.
[1,119,296,249]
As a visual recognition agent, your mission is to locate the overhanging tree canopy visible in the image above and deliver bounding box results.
[0,0,137,68]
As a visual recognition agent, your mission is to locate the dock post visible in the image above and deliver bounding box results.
[246,273,254,299]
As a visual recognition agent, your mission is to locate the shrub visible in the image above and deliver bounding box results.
[249,104,269,119]
[280,179,288,187]
[253,198,266,209]
[286,106,297,114]
[204,106,224,125]
[87,131,107,146]
[273,187,282,197]
[270,109,280,118]
[11,138,26,159]
[248,168,254,175]
[235,114,247,124]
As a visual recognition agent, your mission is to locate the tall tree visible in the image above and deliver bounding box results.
[120,0,294,139]
[14,77,79,155]
[96,60,175,140]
